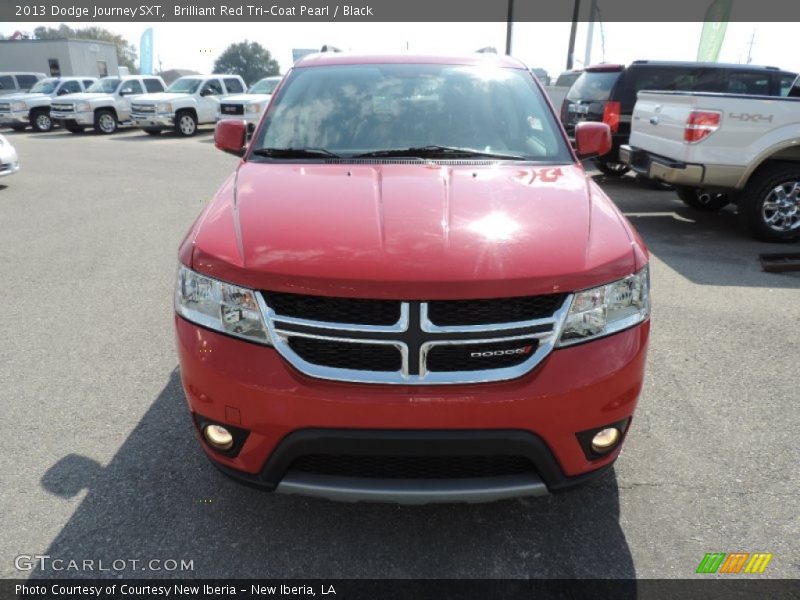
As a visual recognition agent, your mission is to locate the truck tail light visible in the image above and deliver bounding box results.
[684,110,722,143]
[602,101,621,133]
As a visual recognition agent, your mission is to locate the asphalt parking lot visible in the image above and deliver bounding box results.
[1,127,798,580]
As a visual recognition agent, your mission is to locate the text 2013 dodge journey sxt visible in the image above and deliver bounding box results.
[175,53,650,503]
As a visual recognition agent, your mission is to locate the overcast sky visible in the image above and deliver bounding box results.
[2,21,798,79]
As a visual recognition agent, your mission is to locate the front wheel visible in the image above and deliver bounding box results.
[94,109,118,134]
[175,111,197,137]
[594,158,631,177]
[30,110,53,132]
[738,163,800,242]
[675,186,731,211]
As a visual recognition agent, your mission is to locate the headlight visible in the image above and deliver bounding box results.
[157,103,172,113]
[11,102,27,111]
[558,266,650,346]
[175,265,271,345]
[245,103,261,114]
[76,102,91,112]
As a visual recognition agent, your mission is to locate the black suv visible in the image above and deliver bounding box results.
[562,61,797,176]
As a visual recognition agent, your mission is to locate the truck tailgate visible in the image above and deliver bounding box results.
[629,92,698,160]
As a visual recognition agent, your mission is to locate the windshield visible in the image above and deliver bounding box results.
[566,71,621,101]
[253,63,571,162]
[30,79,58,94]
[87,78,121,94]
[249,77,281,94]
[167,78,202,94]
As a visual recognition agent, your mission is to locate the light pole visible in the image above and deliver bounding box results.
[505,0,514,55]
[567,0,581,69]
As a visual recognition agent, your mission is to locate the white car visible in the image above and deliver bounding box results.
[0,134,20,179]
[50,75,167,134]
[218,75,282,129]
[130,74,246,137]
[0,77,96,132]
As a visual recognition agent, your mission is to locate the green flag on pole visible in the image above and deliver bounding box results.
[697,0,733,62]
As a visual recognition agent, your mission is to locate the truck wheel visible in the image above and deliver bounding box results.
[675,186,731,211]
[143,128,162,136]
[594,158,630,177]
[30,110,53,132]
[738,163,800,242]
[65,124,85,134]
[175,111,197,137]
[94,109,118,134]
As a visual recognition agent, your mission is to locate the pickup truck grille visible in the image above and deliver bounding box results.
[0,103,10,112]
[131,103,155,113]
[259,291,571,385]
[220,103,244,115]
[51,103,74,112]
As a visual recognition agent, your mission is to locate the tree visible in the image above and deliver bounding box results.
[213,41,280,86]
[33,25,138,73]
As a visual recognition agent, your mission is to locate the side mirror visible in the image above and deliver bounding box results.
[57,88,68,96]
[215,120,247,157]
[119,87,133,96]
[574,121,612,159]
[200,88,213,97]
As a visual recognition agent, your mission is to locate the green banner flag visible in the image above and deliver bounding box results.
[697,0,733,62]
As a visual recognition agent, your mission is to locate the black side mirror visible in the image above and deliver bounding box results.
[200,88,213,97]
[119,87,133,96]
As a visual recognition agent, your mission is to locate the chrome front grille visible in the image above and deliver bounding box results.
[51,103,74,112]
[258,292,572,385]
[131,103,155,113]
[0,103,10,112]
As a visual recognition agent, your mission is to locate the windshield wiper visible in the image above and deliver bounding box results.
[353,145,527,160]
[252,147,342,159]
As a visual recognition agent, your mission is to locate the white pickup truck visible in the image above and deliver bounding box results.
[130,74,246,137]
[51,75,167,134]
[217,75,282,131]
[620,84,800,242]
[0,77,96,132]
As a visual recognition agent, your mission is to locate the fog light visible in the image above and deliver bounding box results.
[204,424,234,451]
[591,427,621,453]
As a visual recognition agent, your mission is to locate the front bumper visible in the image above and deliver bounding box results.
[218,113,261,125]
[52,110,94,126]
[620,144,704,186]
[0,149,20,178]
[132,113,175,128]
[176,316,649,503]
[0,112,29,125]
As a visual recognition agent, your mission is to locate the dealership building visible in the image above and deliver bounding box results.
[0,38,120,77]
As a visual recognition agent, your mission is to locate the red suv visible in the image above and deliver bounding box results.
[175,53,650,503]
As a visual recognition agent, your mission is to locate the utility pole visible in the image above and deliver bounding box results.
[746,28,755,64]
[505,0,514,55]
[567,0,581,69]
[584,0,597,67]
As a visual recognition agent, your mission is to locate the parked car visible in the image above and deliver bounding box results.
[130,74,246,137]
[620,83,800,241]
[0,77,97,132]
[217,75,282,131]
[544,69,582,114]
[530,68,551,86]
[562,61,797,176]
[0,134,20,179]
[0,72,46,96]
[175,53,651,504]
[50,75,167,134]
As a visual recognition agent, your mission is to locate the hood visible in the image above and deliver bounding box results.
[52,92,112,103]
[221,93,272,104]
[1,92,47,103]
[189,162,640,299]
[133,92,192,103]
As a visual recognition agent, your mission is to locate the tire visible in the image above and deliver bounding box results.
[595,158,631,177]
[94,109,117,134]
[30,109,53,133]
[174,111,197,137]
[738,162,800,242]
[675,186,731,211]
[143,128,162,136]
[65,124,85,134]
